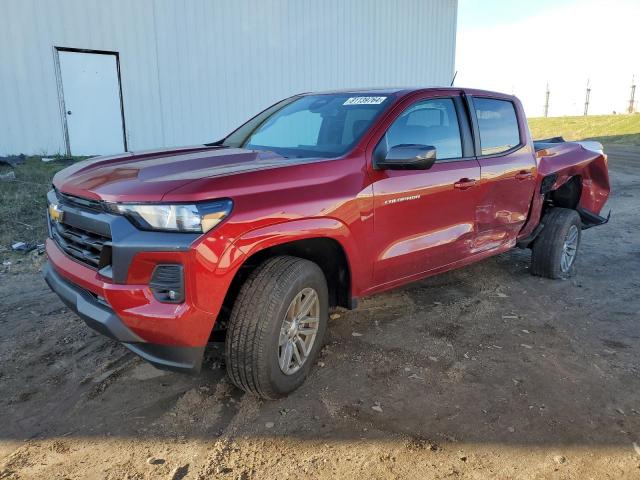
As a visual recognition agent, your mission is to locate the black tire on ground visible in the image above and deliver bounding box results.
[530,207,582,279]
[225,255,328,399]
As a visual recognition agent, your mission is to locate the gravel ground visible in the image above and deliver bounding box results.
[1,145,639,479]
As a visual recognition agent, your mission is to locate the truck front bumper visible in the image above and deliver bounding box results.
[43,188,239,373]
[44,261,205,373]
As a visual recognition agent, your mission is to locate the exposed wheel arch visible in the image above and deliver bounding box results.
[519,175,584,249]
[549,175,582,209]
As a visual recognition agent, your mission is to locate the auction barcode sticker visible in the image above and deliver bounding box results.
[343,96,387,105]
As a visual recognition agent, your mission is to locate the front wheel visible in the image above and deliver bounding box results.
[225,256,328,399]
[530,207,582,279]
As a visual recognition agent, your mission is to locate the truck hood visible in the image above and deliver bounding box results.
[53,145,296,202]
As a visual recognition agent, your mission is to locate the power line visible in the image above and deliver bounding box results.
[583,79,591,116]
[544,82,550,117]
[629,75,636,114]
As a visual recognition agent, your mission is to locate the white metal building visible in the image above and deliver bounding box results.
[0,0,458,156]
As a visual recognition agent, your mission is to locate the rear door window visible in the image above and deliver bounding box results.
[473,98,521,155]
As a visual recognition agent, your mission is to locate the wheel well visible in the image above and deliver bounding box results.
[548,175,582,210]
[523,175,584,250]
[212,238,352,339]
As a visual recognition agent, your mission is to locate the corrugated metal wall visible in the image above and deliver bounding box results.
[0,0,457,155]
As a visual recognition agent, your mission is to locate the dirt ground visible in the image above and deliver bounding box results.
[1,145,639,479]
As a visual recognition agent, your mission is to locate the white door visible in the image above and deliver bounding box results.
[57,50,126,156]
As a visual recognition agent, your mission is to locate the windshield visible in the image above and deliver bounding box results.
[221,94,392,158]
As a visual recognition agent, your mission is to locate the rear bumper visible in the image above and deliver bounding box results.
[44,261,204,373]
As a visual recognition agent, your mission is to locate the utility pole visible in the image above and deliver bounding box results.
[629,75,636,114]
[544,82,550,117]
[583,79,591,116]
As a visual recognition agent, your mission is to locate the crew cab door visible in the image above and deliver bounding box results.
[368,93,481,287]
[468,96,537,251]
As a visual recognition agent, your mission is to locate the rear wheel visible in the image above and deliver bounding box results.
[531,207,582,279]
[225,256,328,399]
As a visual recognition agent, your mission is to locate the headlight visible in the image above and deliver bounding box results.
[108,199,232,233]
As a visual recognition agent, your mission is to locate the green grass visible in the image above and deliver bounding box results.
[0,157,78,263]
[528,114,640,146]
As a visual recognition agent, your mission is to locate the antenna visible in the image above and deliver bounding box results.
[544,82,550,117]
[583,79,591,116]
[629,75,636,114]
[450,71,458,87]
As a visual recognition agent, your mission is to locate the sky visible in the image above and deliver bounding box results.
[455,0,640,117]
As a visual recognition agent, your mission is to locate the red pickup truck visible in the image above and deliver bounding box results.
[44,88,610,398]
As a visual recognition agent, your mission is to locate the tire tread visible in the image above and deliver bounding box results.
[225,256,320,398]
[531,207,581,279]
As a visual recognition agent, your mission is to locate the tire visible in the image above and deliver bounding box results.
[530,207,582,279]
[225,255,328,399]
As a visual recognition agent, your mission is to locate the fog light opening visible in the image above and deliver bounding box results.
[149,264,185,304]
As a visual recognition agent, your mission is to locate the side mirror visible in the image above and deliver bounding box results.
[376,144,437,170]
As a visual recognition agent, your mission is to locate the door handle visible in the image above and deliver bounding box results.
[515,171,532,181]
[66,110,72,115]
[454,178,477,190]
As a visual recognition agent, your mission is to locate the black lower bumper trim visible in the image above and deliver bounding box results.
[43,262,142,343]
[124,342,204,374]
[577,207,611,229]
[43,262,204,373]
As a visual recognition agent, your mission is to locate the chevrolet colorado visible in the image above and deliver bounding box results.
[44,88,610,398]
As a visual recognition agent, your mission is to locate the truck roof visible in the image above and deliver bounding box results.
[299,86,517,101]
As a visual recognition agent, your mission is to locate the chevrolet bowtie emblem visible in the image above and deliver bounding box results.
[49,203,64,223]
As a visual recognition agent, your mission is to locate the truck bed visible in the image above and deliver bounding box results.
[534,136,603,154]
